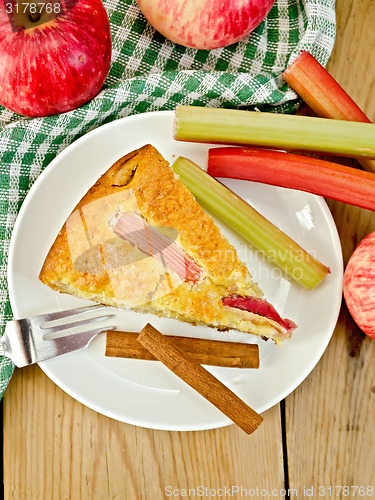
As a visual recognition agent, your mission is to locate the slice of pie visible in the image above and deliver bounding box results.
[39,144,296,344]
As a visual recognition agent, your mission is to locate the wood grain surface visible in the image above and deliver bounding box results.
[3,0,375,498]
[286,0,375,495]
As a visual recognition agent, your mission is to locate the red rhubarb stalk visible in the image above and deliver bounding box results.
[282,50,375,173]
[208,147,375,212]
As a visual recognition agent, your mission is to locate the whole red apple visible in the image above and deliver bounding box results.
[343,231,375,339]
[0,0,111,116]
[137,0,275,50]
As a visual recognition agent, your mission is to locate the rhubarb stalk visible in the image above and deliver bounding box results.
[174,105,375,159]
[282,50,375,173]
[208,147,375,211]
[172,156,329,290]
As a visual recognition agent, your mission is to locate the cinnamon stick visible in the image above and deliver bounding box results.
[137,324,263,434]
[105,330,259,368]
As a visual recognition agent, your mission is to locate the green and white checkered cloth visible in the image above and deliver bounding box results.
[0,0,336,398]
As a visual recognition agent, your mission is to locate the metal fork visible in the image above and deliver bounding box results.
[1,304,116,367]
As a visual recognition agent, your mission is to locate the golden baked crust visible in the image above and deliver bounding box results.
[39,145,292,343]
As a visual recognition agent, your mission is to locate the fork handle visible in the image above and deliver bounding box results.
[2,321,31,367]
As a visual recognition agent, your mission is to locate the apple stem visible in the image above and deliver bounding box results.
[29,12,41,23]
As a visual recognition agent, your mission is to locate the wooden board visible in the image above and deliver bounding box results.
[3,364,284,500]
[286,0,375,495]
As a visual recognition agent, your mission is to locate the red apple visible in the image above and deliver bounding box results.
[0,0,112,116]
[137,0,275,50]
[343,231,375,339]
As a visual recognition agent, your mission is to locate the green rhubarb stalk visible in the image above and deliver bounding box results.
[174,105,375,159]
[282,50,375,173]
[172,156,330,290]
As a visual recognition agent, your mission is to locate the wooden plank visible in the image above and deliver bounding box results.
[286,0,375,494]
[327,0,375,119]
[3,364,285,500]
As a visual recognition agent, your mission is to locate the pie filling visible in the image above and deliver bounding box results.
[222,295,296,333]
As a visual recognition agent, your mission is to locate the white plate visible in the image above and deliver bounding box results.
[8,111,343,431]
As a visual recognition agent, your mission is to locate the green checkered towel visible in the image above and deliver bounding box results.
[0,0,336,398]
